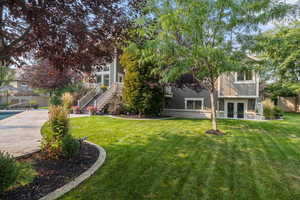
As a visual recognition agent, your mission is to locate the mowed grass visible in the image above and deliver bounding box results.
[60,113,300,200]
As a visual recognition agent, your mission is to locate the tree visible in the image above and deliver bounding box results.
[256,22,300,91]
[257,22,300,81]
[121,47,164,117]
[20,60,81,92]
[0,64,14,87]
[138,0,293,131]
[0,0,142,71]
[255,22,300,112]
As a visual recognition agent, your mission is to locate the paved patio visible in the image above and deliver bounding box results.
[0,110,48,157]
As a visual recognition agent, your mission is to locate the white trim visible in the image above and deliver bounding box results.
[234,71,255,84]
[163,108,210,112]
[224,99,247,119]
[184,98,204,110]
[218,96,259,98]
[256,72,260,97]
[217,76,221,98]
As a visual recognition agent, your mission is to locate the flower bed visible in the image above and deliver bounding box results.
[1,142,99,200]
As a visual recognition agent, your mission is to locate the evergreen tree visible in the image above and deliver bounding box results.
[121,47,164,117]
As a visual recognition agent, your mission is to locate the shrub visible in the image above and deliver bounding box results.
[273,106,284,119]
[71,106,81,114]
[107,95,125,115]
[29,100,38,109]
[0,103,9,110]
[100,85,108,91]
[263,107,275,119]
[49,106,69,136]
[61,135,80,159]
[0,151,20,193]
[42,106,69,159]
[262,99,284,119]
[49,94,62,106]
[262,99,275,119]
[61,92,74,111]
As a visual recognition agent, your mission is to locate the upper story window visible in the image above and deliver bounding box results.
[185,98,204,110]
[103,65,110,71]
[235,71,254,83]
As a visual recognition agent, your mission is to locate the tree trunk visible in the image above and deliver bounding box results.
[209,90,217,131]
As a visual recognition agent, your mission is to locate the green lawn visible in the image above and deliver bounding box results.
[38,106,49,109]
[58,113,300,200]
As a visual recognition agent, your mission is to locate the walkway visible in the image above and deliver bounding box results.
[0,110,48,157]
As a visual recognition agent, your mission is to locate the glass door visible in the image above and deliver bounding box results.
[237,103,245,119]
[227,102,234,118]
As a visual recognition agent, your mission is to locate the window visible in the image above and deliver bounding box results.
[247,99,256,112]
[103,74,110,86]
[102,65,110,71]
[96,75,102,83]
[236,71,253,82]
[245,71,252,80]
[185,98,204,110]
[218,99,224,111]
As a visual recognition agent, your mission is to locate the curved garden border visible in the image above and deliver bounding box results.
[39,141,106,200]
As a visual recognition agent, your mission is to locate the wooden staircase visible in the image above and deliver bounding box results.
[77,87,102,110]
[95,83,123,113]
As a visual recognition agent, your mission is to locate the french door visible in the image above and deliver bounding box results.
[226,102,245,119]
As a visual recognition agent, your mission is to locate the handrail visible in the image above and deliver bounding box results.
[78,87,99,109]
[95,83,123,110]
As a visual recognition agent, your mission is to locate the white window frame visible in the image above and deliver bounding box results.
[224,100,248,119]
[184,98,204,110]
[95,72,110,86]
[234,71,255,84]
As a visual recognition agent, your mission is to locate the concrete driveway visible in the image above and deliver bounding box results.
[0,110,48,157]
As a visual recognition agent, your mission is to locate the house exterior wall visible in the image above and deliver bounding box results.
[93,53,124,87]
[165,87,211,110]
[163,71,262,120]
[218,72,258,97]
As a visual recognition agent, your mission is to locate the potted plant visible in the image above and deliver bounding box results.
[87,106,97,115]
[72,106,81,114]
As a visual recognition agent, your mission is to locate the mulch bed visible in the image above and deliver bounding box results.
[1,142,99,200]
[205,129,225,136]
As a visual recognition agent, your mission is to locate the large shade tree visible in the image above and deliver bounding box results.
[138,0,293,131]
[256,22,300,83]
[255,22,300,111]
[20,60,81,92]
[0,63,14,87]
[0,0,142,71]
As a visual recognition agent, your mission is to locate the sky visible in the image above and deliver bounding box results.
[262,0,300,31]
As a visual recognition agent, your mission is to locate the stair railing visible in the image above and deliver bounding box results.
[95,83,121,110]
[77,87,99,109]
